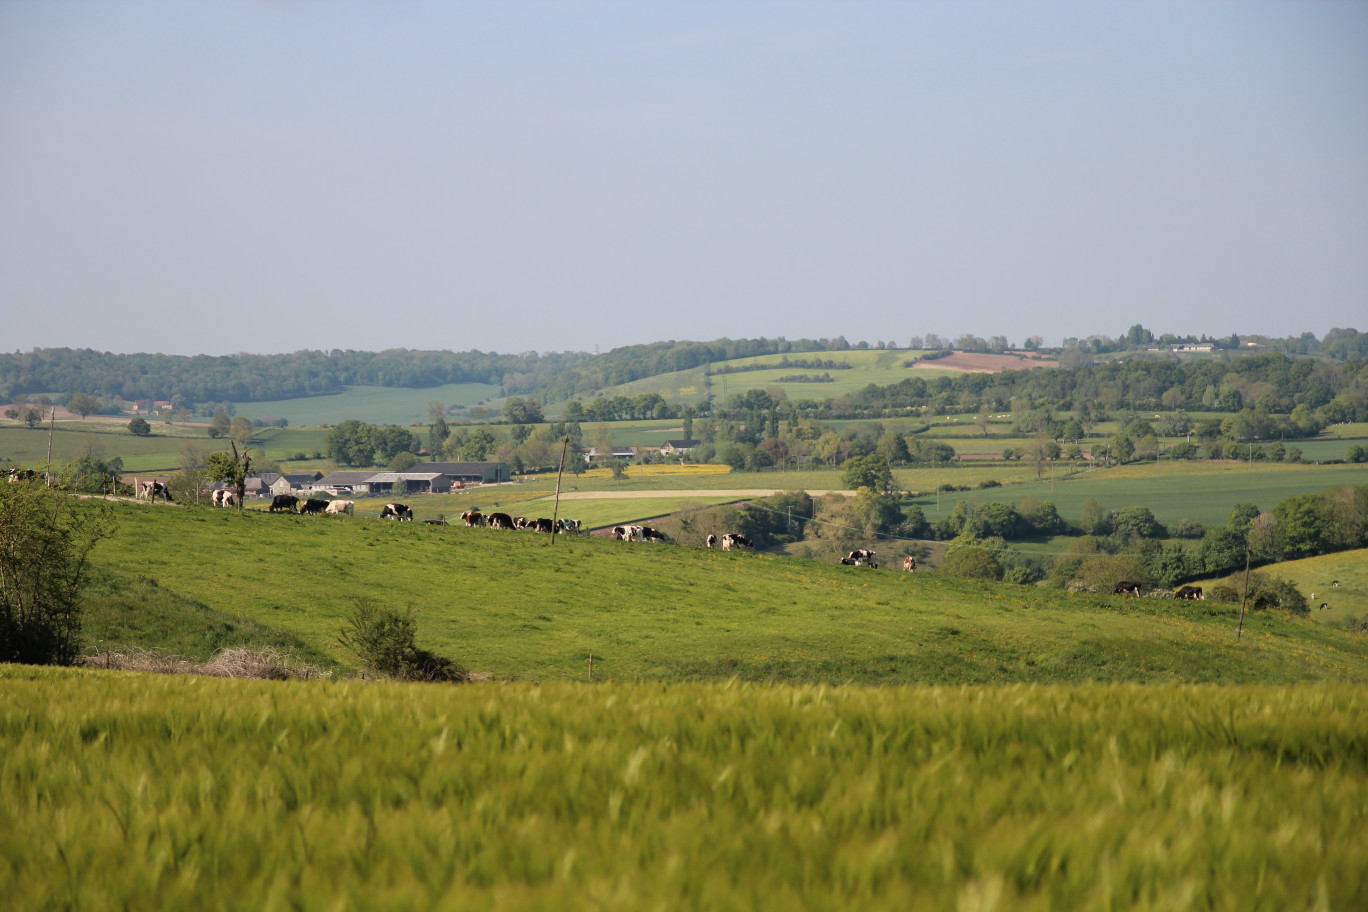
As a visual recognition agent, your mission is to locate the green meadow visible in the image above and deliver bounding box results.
[230,382,500,426]
[81,500,1368,683]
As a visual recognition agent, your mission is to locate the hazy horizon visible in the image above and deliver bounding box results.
[4,2,1365,358]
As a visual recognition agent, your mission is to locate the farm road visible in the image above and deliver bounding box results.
[548,490,845,499]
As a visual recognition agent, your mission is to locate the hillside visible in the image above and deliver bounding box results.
[80,500,1368,684]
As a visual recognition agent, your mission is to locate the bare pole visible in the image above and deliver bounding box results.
[46,407,56,487]
[549,435,569,545]
[1236,546,1252,642]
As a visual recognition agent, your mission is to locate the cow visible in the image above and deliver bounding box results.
[325,500,355,516]
[558,519,581,534]
[531,518,555,534]
[838,557,858,566]
[423,517,447,526]
[487,512,515,530]
[269,494,298,513]
[721,533,753,552]
[903,556,917,572]
[610,525,637,541]
[299,498,330,515]
[380,502,413,521]
[640,526,667,542]
[139,481,173,502]
[1175,585,1204,600]
[844,549,876,568]
[6,468,37,483]
[461,510,485,527]
[1319,602,1331,611]
[706,534,717,549]
[1332,580,1340,588]
[212,489,237,508]
[1113,581,1142,596]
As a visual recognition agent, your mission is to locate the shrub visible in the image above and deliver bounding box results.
[942,547,1003,581]
[338,598,468,683]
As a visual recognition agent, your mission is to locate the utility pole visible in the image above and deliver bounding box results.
[45,407,55,487]
[550,436,569,545]
[1236,546,1252,642]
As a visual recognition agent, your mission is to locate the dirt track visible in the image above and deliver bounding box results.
[551,489,845,499]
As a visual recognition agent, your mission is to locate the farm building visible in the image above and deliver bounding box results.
[312,471,381,495]
[270,472,323,496]
[422,461,513,484]
[659,439,700,457]
[365,472,452,495]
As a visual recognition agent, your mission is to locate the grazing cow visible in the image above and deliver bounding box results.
[610,525,634,541]
[558,518,581,534]
[531,517,555,534]
[269,494,298,513]
[706,534,717,549]
[844,549,876,568]
[1113,580,1142,596]
[486,512,514,530]
[838,557,858,566]
[903,556,917,572]
[212,489,237,508]
[1332,580,1340,588]
[299,498,330,515]
[640,526,667,542]
[325,500,355,516]
[1319,603,1330,611]
[423,518,447,526]
[6,468,37,483]
[1175,585,1204,600]
[380,502,413,521]
[722,533,754,552]
[139,481,173,502]
[461,510,485,527]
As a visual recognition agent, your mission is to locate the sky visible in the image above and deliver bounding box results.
[2,1,1365,358]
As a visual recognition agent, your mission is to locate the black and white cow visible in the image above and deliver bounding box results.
[843,548,876,567]
[380,502,413,521]
[269,494,299,513]
[325,500,355,516]
[721,533,753,552]
[640,526,667,542]
[610,525,638,541]
[1113,580,1142,596]
[487,512,515,530]
[212,489,237,508]
[6,468,38,483]
[139,481,173,502]
[530,518,555,534]
[1175,585,1204,600]
[558,518,582,534]
[706,534,717,549]
[299,498,330,515]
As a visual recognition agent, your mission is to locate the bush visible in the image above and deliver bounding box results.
[338,598,467,682]
[0,475,114,664]
[942,547,1003,581]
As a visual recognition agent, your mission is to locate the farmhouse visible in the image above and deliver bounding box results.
[270,472,323,496]
[311,462,510,495]
[660,439,701,457]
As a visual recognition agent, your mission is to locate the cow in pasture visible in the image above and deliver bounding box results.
[269,494,298,513]
[530,517,555,534]
[1319,602,1331,610]
[721,533,753,552]
[838,557,858,566]
[558,519,582,534]
[640,526,667,542]
[1332,580,1340,588]
[139,481,173,502]
[1175,585,1204,600]
[706,534,717,549]
[844,549,876,568]
[325,500,355,516]
[487,512,515,530]
[461,510,485,527]
[380,502,413,521]
[299,498,330,515]
[212,489,237,508]
[903,556,917,572]
[6,468,37,483]
[423,517,447,525]
[1113,580,1142,596]
[610,525,637,541]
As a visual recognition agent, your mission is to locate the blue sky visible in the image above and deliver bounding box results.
[2,1,1364,356]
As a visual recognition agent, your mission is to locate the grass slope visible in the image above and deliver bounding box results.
[81,501,1368,683]
[230,382,499,426]
[2,669,1364,911]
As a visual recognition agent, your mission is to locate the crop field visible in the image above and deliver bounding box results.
[2,668,1364,911]
[910,462,1368,531]
[80,500,1368,683]
[230,383,500,426]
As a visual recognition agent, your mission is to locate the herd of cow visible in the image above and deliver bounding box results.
[261,493,356,516]
[1113,580,1206,600]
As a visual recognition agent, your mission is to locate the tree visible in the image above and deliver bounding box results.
[128,417,151,437]
[427,401,447,424]
[502,397,544,425]
[24,408,43,429]
[459,427,498,461]
[389,451,418,473]
[230,416,254,448]
[325,419,377,466]
[840,454,894,494]
[68,393,100,420]
[209,410,231,439]
[0,474,113,664]
[205,443,250,510]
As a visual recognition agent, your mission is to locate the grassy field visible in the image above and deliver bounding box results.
[78,499,1368,683]
[230,382,500,426]
[2,668,1364,911]
[1200,548,1368,628]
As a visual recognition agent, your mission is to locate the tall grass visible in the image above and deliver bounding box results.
[1,668,1363,910]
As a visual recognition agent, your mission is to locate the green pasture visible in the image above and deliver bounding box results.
[3,670,1364,912]
[1201,548,1368,628]
[80,500,1368,683]
[910,461,1368,531]
[231,383,499,426]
